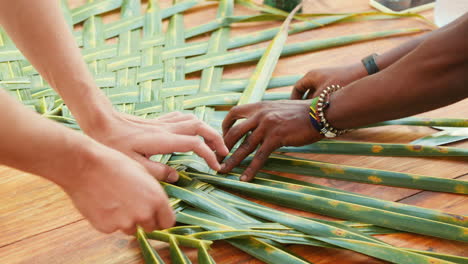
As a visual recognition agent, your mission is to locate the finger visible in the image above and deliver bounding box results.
[201,125,229,156]
[223,117,258,150]
[219,129,264,174]
[122,224,138,236]
[159,113,197,123]
[306,90,316,99]
[156,111,183,121]
[157,135,221,171]
[222,104,256,135]
[91,221,118,234]
[291,77,316,100]
[168,120,229,156]
[136,134,221,171]
[189,137,221,171]
[311,84,329,98]
[138,216,159,233]
[115,212,137,235]
[73,202,119,234]
[240,139,279,182]
[134,155,179,183]
[157,207,175,230]
[154,193,176,230]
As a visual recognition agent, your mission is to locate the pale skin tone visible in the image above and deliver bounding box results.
[0,0,228,235]
[220,13,468,181]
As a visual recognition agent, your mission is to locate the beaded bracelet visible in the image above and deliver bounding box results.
[308,97,323,133]
[309,85,351,138]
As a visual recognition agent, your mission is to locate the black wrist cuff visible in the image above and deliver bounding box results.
[361,53,379,75]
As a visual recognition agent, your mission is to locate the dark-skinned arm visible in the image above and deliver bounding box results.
[220,13,468,181]
[327,14,468,128]
[291,27,432,100]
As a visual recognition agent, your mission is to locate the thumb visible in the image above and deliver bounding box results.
[291,75,317,100]
[134,155,179,183]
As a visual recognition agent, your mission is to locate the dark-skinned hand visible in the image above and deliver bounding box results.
[291,63,367,100]
[219,100,323,181]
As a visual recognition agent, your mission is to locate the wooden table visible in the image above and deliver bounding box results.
[0,0,467,263]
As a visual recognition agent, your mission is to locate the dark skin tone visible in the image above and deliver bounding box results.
[220,13,468,181]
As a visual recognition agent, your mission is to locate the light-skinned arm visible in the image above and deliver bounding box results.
[0,89,174,235]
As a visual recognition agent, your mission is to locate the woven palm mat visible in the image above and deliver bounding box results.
[0,0,429,169]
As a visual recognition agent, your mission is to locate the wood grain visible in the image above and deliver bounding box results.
[0,0,467,263]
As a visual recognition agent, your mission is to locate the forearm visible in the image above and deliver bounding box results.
[374,33,428,70]
[0,90,98,188]
[373,17,468,71]
[327,15,468,129]
[0,0,111,132]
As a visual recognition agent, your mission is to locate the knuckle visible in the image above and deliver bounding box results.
[193,120,204,130]
[224,156,238,166]
[306,70,318,78]
[154,166,171,180]
[186,113,197,120]
[192,137,204,148]
[264,112,280,123]
[161,165,172,176]
[155,172,168,182]
[228,126,240,138]
[293,81,304,90]
[258,110,268,118]
[240,138,252,150]
[230,106,241,114]
[255,149,270,160]
[150,197,164,210]
[259,101,270,108]
[136,211,153,223]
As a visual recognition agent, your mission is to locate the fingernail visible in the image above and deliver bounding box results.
[240,175,247,181]
[167,171,179,183]
[220,164,226,171]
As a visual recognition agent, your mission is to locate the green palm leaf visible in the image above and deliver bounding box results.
[252,154,468,194]
[137,227,166,264]
[188,171,468,242]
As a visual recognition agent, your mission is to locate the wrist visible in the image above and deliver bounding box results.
[349,61,369,80]
[46,133,104,190]
[337,62,368,87]
[77,105,117,136]
[325,88,353,130]
[313,85,352,137]
[59,82,115,134]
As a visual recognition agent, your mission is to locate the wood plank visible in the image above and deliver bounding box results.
[0,168,82,247]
